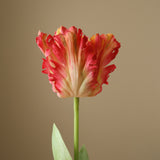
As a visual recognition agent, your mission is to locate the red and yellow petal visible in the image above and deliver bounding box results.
[87,33,120,94]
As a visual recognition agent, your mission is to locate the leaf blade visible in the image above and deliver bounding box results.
[79,145,89,160]
[52,124,72,160]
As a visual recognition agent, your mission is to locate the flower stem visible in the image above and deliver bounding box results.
[74,97,79,160]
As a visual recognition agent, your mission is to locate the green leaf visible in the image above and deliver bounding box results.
[52,124,72,160]
[79,145,89,160]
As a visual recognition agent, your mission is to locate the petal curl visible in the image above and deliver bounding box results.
[86,33,120,96]
[36,31,47,54]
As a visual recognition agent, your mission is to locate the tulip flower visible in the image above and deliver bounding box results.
[36,26,120,160]
[36,26,120,98]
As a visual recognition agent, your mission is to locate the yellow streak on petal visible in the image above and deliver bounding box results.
[56,28,61,35]
[55,26,64,35]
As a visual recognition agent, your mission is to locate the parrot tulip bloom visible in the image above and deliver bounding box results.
[36,26,120,98]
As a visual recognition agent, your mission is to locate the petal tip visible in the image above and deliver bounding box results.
[38,30,41,35]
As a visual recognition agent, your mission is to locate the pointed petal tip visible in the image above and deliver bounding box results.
[38,30,41,35]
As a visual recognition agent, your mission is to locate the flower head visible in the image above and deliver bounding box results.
[36,26,120,98]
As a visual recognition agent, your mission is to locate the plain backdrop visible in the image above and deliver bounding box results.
[1,0,160,160]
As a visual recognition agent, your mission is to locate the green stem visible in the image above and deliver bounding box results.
[74,97,79,160]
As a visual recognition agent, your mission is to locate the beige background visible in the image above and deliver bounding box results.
[1,0,160,160]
